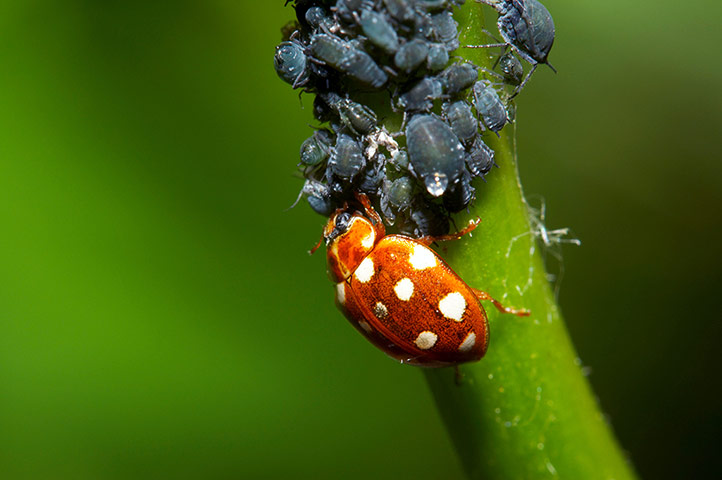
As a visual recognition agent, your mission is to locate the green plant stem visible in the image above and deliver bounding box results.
[420,5,638,479]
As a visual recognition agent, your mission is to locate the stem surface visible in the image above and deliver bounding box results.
[421,5,638,479]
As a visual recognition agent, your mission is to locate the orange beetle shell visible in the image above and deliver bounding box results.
[332,231,490,368]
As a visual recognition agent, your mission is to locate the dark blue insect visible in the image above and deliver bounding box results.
[468,0,556,95]
[429,11,459,51]
[336,0,375,24]
[380,176,415,223]
[443,169,475,213]
[309,33,388,88]
[394,38,430,73]
[358,160,387,196]
[406,198,450,237]
[405,114,466,197]
[442,100,478,145]
[293,178,335,217]
[327,133,366,179]
[304,6,335,32]
[299,129,334,166]
[426,43,450,71]
[358,9,400,54]
[471,80,509,135]
[397,77,444,112]
[497,51,523,86]
[439,62,479,95]
[465,135,496,177]
[383,0,416,23]
[390,150,410,171]
[274,40,310,88]
[318,92,378,135]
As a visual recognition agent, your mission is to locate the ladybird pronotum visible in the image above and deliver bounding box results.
[313,193,528,368]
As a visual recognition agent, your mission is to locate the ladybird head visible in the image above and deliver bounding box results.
[323,203,383,283]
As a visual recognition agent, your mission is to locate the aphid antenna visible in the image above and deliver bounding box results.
[390,111,409,137]
[286,186,307,212]
[481,27,502,43]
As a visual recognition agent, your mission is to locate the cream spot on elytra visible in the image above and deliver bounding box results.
[354,257,374,283]
[335,282,346,306]
[361,232,375,249]
[439,292,466,322]
[458,331,476,352]
[394,278,414,301]
[408,244,437,270]
[415,331,438,350]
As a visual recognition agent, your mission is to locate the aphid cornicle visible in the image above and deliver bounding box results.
[312,193,528,367]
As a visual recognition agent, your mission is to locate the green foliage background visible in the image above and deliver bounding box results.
[0,1,719,479]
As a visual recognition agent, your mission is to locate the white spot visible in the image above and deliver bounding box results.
[335,282,346,306]
[361,232,375,249]
[415,331,438,350]
[458,331,476,352]
[394,277,414,301]
[439,292,466,322]
[354,257,374,283]
[373,302,388,318]
[408,244,437,270]
[358,320,372,333]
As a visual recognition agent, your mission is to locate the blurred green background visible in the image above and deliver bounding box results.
[0,1,719,479]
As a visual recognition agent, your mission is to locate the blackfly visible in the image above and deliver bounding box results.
[276,0,555,234]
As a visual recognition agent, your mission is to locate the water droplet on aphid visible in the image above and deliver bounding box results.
[425,172,448,197]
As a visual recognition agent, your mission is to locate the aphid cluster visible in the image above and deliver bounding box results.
[276,0,554,237]
[275,0,553,367]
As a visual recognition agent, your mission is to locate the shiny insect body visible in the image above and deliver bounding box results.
[312,193,528,367]
[468,0,556,96]
[405,113,466,197]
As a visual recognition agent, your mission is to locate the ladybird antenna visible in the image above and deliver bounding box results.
[309,235,324,255]
[546,61,557,74]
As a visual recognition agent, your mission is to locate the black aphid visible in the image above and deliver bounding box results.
[468,0,556,95]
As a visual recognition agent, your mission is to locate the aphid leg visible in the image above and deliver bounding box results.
[465,42,507,49]
[481,28,502,44]
[291,66,308,89]
[382,65,398,78]
[471,288,530,317]
[415,218,481,246]
[510,63,538,99]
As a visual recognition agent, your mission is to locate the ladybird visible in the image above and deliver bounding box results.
[311,193,529,367]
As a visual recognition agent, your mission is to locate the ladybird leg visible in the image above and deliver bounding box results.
[471,288,530,317]
[454,366,465,386]
[415,217,482,246]
[354,192,386,236]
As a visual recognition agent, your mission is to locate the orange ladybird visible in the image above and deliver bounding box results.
[312,193,528,367]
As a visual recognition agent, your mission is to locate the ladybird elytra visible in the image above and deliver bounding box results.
[314,193,528,368]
